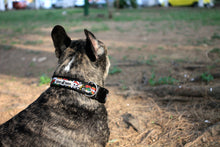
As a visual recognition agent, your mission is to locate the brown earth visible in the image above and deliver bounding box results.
[0,20,220,146]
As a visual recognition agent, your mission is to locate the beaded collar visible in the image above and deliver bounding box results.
[50,76,108,103]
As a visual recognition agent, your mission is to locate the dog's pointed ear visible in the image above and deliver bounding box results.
[51,25,71,58]
[84,29,105,62]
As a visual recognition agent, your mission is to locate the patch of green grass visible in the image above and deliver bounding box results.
[0,9,83,35]
[208,48,220,63]
[211,33,220,40]
[201,72,214,83]
[172,44,178,48]
[194,48,202,52]
[0,38,7,44]
[146,55,157,65]
[161,57,171,63]
[29,61,35,67]
[138,55,157,65]
[108,55,117,63]
[115,26,126,33]
[0,9,217,25]
[39,74,51,86]
[122,55,128,61]
[196,38,212,46]
[207,64,216,70]
[91,23,109,32]
[173,58,187,63]
[146,28,158,33]
[24,40,43,45]
[142,45,147,48]
[109,66,122,75]
[108,55,113,60]
[157,46,164,50]
[149,72,157,86]
[0,45,13,50]
[149,72,178,86]
[157,76,178,85]
[73,28,84,33]
[10,41,21,45]
[0,8,219,37]
[113,8,220,26]
[209,48,220,54]
[128,46,135,50]
[121,85,128,90]
[118,80,129,90]
[116,47,123,52]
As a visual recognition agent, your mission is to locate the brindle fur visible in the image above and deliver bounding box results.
[0,25,110,147]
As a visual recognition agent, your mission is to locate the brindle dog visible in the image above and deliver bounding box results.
[0,25,110,147]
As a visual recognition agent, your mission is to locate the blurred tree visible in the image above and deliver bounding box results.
[84,0,89,16]
[107,0,113,19]
[114,0,128,9]
[130,0,137,8]
[114,0,137,9]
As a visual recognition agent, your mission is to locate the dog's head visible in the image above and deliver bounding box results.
[51,25,110,86]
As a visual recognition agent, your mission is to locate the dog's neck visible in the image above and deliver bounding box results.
[50,76,108,103]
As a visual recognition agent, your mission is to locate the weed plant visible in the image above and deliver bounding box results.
[39,74,51,86]
[149,72,178,86]
[109,66,122,75]
[201,72,214,83]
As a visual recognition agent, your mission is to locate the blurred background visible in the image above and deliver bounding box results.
[0,0,218,10]
[0,0,220,146]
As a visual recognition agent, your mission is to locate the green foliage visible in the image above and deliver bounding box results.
[201,72,214,83]
[149,72,157,86]
[211,33,220,40]
[121,85,128,90]
[39,74,51,86]
[130,0,138,8]
[209,48,220,54]
[149,72,178,86]
[196,38,212,45]
[122,55,128,61]
[146,55,157,65]
[138,55,156,65]
[114,0,129,9]
[208,48,220,62]
[91,23,109,32]
[24,40,43,45]
[157,76,178,85]
[157,46,164,50]
[173,58,187,63]
[114,0,137,9]
[0,45,13,51]
[115,26,126,33]
[0,8,220,36]
[109,66,122,75]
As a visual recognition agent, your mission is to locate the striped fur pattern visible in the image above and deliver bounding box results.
[0,25,110,147]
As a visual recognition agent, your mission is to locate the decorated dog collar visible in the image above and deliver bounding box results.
[50,76,108,103]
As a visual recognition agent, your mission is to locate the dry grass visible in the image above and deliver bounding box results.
[106,88,220,146]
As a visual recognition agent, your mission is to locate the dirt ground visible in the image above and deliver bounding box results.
[0,18,220,146]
